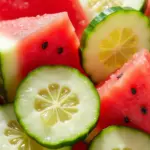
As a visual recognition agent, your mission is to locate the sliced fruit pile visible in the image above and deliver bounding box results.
[0,0,150,150]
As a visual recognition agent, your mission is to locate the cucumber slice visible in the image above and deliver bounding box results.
[80,0,146,20]
[14,66,100,148]
[0,104,72,150]
[81,7,150,83]
[89,126,150,150]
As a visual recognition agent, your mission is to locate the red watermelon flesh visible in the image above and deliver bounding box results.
[0,0,88,38]
[0,12,83,102]
[87,49,150,142]
[72,141,88,150]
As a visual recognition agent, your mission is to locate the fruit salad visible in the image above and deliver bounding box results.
[0,0,150,150]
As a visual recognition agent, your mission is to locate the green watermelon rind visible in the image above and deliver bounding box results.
[14,65,100,149]
[89,126,150,150]
[0,53,7,103]
[80,6,150,82]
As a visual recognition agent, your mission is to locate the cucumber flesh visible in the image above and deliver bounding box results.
[0,104,72,150]
[89,126,150,150]
[14,66,100,148]
[81,7,150,83]
[80,0,146,20]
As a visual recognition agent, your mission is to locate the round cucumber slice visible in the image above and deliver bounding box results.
[14,66,100,148]
[80,0,146,20]
[89,126,150,150]
[81,7,150,83]
[0,104,72,150]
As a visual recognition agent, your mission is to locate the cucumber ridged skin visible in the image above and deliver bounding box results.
[89,126,150,150]
[80,6,150,82]
[14,65,100,149]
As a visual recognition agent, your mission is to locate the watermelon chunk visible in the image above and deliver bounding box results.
[0,12,82,102]
[87,49,150,142]
[0,0,88,38]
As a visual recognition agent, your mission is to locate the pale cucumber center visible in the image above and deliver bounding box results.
[99,28,138,70]
[88,0,123,12]
[4,120,34,149]
[34,83,79,126]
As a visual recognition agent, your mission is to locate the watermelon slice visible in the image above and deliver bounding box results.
[0,12,82,102]
[87,49,150,142]
[0,0,88,38]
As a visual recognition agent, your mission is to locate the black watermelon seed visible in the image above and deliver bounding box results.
[57,47,64,54]
[42,41,48,50]
[124,116,130,123]
[131,88,136,95]
[141,106,148,115]
[117,73,123,79]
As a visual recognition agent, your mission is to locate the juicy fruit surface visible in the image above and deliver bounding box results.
[0,0,88,38]
[0,12,83,102]
[93,50,150,139]
[15,66,100,148]
[89,126,150,150]
[81,7,150,83]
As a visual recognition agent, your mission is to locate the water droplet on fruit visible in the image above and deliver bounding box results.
[141,106,148,115]
[124,116,130,123]
[42,41,48,50]
[57,47,64,54]
[131,88,136,95]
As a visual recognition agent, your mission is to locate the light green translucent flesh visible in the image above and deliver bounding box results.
[0,104,71,150]
[90,126,150,150]
[34,83,79,126]
[15,66,99,146]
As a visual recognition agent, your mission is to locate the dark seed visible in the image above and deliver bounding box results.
[141,106,148,115]
[42,41,48,50]
[57,47,63,54]
[117,73,123,79]
[131,88,136,95]
[124,116,130,123]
